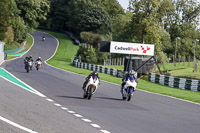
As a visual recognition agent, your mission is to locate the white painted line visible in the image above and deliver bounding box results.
[0,75,45,98]
[73,114,83,118]
[54,103,61,107]
[90,124,101,128]
[68,111,75,114]
[61,107,68,110]
[0,116,38,133]
[100,130,111,133]
[39,31,59,62]
[46,98,54,102]
[82,118,92,123]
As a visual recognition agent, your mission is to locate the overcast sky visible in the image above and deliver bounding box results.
[118,0,129,10]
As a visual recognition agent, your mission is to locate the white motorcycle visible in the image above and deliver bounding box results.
[42,37,45,41]
[83,77,99,100]
[122,79,137,101]
[35,61,42,70]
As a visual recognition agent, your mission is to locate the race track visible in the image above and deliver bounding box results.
[1,31,200,133]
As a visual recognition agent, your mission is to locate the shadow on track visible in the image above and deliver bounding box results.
[58,95,122,101]
[58,95,84,100]
[95,96,122,101]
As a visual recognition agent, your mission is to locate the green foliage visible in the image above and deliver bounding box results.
[46,0,69,30]
[77,45,97,64]
[112,11,132,41]
[15,0,50,32]
[1,0,50,49]
[79,32,111,64]
[80,32,105,48]
[0,0,10,41]
[69,5,112,35]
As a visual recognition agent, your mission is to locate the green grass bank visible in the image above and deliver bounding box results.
[6,34,33,60]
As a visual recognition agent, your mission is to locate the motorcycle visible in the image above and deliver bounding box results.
[122,79,137,101]
[35,61,42,70]
[83,77,99,100]
[25,61,33,73]
[42,37,45,41]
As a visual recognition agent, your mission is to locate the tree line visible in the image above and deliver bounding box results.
[0,0,50,49]
[1,0,200,64]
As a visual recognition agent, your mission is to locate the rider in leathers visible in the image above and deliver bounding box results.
[121,70,138,94]
[82,71,100,90]
[24,55,33,70]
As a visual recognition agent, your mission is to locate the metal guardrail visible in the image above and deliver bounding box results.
[4,41,26,54]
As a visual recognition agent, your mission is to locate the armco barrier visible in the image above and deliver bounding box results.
[72,59,124,78]
[4,41,26,54]
[149,72,200,91]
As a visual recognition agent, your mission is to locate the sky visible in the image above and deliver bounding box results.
[118,0,129,10]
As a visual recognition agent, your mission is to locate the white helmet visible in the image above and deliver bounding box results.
[38,57,41,59]
[129,70,136,77]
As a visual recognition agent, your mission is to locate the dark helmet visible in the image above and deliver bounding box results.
[129,70,136,77]
[92,71,98,76]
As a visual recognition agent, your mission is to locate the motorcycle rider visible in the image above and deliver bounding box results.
[36,57,42,62]
[82,71,100,90]
[28,55,33,70]
[24,56,29,64]
[42,36,45,41]
[121,70,138,94]
[24,55,33,70]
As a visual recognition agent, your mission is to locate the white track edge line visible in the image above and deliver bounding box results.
[0,116,38,133]
[0,68,45,97]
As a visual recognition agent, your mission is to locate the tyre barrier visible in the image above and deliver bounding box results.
[149,72,200,91]
[72,59,124,78]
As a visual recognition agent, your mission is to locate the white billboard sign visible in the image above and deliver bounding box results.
[110,41,155,56]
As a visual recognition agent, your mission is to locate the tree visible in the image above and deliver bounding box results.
[15,0,50,32]
[164,0,200,56]
[46,0,69,30]
[112,11,132,41]
[78,6,112,35]
[126,0,174,55]
[0,0,11,41]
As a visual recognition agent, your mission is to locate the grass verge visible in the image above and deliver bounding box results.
[103,62,200,79]
[7,34,33,60]
[39,29,200,104]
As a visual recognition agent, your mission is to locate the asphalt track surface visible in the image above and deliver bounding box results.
[1,31,200,133]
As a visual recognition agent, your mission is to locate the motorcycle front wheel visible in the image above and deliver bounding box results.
[127,88,132,101]
[26,67,30,73]
[87,87,93,100]
[83,90,87,99]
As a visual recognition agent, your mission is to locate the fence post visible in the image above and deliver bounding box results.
[189,56,190,67]
[196,59,198,72]
[183,56,185,67]
[173,55,175,66]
